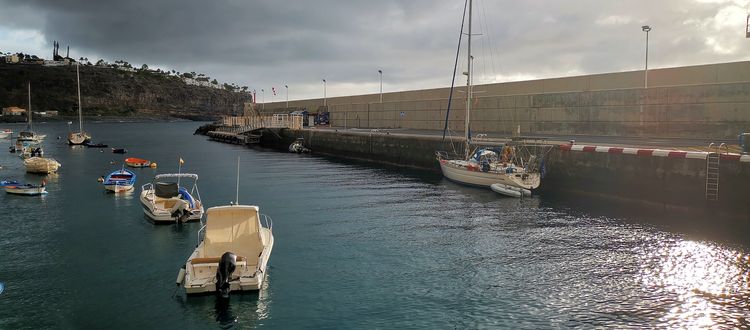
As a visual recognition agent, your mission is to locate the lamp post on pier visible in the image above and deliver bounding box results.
[322,79,327,106]
[642,25,651,88]
[378,69,383,103]
[285,85,289,108]
[261,89,265,110]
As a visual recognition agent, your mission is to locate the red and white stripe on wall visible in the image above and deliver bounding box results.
[558,144,750,163]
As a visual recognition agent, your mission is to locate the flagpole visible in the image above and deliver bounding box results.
[177,158,182,186]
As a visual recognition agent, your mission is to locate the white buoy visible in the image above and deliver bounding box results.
[176,268,186,286]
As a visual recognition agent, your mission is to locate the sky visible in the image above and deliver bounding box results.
[1,0,750,101]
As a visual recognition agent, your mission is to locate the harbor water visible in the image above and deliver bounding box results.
[0,121,748,328]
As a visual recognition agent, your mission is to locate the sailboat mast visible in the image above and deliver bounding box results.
[76,62,83,132]
[464,0,473,159]
[28,81,32,130]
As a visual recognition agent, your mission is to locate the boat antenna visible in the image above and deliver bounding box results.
[235,156,240,205]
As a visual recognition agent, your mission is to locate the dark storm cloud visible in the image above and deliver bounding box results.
[2,0,749,99]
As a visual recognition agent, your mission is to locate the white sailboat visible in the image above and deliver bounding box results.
[17,82,45,144]
[68,62,91,145]
[436,0,541,193]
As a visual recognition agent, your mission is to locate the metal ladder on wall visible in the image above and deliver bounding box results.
[705,143,724,201]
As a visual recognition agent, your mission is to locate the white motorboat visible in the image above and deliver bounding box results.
[4,182,47,195]
[178,205,274,296]
[436,1,541,192]
[176,156,274,297]
[140,173,204,223]
[68,63,91,145]
[24,157,61,174]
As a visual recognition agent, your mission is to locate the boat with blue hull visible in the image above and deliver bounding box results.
[103,168,136,193]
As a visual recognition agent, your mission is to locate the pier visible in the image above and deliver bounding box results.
[199,60,750,222]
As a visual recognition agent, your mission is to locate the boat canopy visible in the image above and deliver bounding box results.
[154,173,199,181]
[155,182,179,198]
[204,205,265,261]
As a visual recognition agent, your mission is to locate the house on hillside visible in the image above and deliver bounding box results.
[4,54,20,63]
[2,106,26,116]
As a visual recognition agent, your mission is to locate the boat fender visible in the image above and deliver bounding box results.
[176,266,186,286]
[150,162,157,168]
[216,252,237,298]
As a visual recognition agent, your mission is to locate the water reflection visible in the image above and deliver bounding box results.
[638,240,750,328]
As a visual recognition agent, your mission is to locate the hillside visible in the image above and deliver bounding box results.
[0,63,250,120]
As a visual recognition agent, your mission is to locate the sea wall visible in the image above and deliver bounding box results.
[260,128,749,220]
[254,61,750,139]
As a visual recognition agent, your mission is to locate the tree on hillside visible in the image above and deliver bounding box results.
[182,72,193,79]
[141,64,149,70]
[211,79,218,85]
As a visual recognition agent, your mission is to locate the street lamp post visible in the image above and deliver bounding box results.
[261,89,265,110]
[378,69,383,103]
[285,85,289,108]
[322,79,327,107]
[642,25,651,88]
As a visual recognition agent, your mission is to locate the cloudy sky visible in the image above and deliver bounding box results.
[1,0,750,100]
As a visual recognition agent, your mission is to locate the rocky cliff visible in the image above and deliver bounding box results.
[0,63,250,120]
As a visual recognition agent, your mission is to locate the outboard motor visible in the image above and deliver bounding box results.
[170,200,193,223]
[216,252,237,298]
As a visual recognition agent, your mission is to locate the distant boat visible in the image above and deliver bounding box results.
[24,157,61,174]
[0,129,12,139]
[86,142,108,148]
[4,182,47,195]
[125,157,150,168]
[17,82,45,144]
[112,148,127,154]
[103,168,136,193]
[68,63,91,145]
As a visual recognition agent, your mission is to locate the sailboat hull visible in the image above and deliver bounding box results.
[68,132,91,145]
[439,159,540,190]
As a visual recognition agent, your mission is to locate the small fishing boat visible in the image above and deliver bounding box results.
[112,148,127,154]
[176,157,274,297]
[4,182,47,195]
[17,82,45,144]
[0,180,20,186]
[0,129,12,139]
[140,173,204,223]
[288,137,310,153]
[86,142,108,148]
[491,182,532,198]
[24,157,61,174]
[17,143,44,159]
[103,168,136,193]
[125,157,150,168]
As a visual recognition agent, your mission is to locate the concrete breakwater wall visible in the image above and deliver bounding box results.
[255,61,750,139]
[257,128,749,220]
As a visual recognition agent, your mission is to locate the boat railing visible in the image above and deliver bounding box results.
[261,214,273,231]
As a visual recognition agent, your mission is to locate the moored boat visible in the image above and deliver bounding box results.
[178,205,273,296]
[112,148,127,154]
[435,1,542,192]
[125,157,151,168]
[24,157,61,174]
[68,63,91,145]
[103,168,136,193]
[0,129,12,139]
[140,173,204,223]
[4,182,47,195]
[86,142,108,148]
[176,157,274,297]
